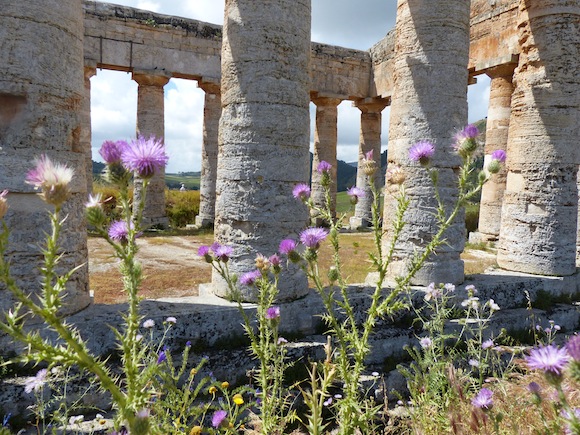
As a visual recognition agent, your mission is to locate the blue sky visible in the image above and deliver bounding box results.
[91,0,490,172]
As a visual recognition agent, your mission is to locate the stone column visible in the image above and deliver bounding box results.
[214,0,311,302]
[132,71,171,229]
[497,1,580,276]
[82,64,97,194]
[475,64,516,242]
[310,96,340,222]
[195,80,221,228]
[0,0,90,315]
[350,98,389,230]
[382,0,470,285]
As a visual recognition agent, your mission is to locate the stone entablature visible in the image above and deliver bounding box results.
[84,0,521,99]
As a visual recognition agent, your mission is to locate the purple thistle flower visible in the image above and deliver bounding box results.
[300,227,329,250]
[364,150,374,161]
[211,410,227,428]
[269,254,281,267]
[526,345,570,375]
[471,388,493,410]
[408,141,435,166]
[26,155,74,206]
[198,246,210,256]
[566,335,580,361]
[157,351,167,364]
[460,124,479,140]
[99,140,127,164]
[527,382,541,395]
[24,369,48,394]
[292,183,311,201]
[279,239,297,254]
[121,136,169,179]
[240,270,262,286]
[419,337,432,349]
[214,245,233,262]
[482,339,495,350]
[346,186,365,204]
[317,161,332,174]
[108,220,133,243]
[265,306,281,320]
[491,149,507,163]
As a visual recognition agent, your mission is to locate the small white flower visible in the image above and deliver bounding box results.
[469,359,480,368]
[85,193,102,209]
[488,299,500,312]
[420,337,433,349]
[24,369,48,394]
[461,297,480,310]
[165,316,177,324]
[444,283,456,293]
[142,319,155,329]
[372,371,379,377]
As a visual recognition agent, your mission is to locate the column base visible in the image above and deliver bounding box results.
[349,216,372,230]
[195,215,215,229]
[468,231,498,244]
[386,258,465,286]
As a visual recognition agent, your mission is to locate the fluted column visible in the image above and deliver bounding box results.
[476,64,516,241]
[82,64,97,194]
[350,98,389,230]
[497,1,580,276]
[311,96,340,222]
[0,0,90,316]
[132,71,171,229]
[213,0,311,302]
[195,80,221,228]
[382,0,470,285]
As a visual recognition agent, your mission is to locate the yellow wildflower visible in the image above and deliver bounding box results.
[221,381,229,389]
[233,393,244,405]
[190,426,202,435]
[209,386,217,395]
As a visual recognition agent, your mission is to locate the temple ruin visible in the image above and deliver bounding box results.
[1,0,579,309]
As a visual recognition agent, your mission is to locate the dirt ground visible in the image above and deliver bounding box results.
[88,234,497,304]
[88,234,214,304]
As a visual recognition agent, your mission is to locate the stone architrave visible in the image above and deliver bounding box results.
[213,0,311,302]
[132,71,171,229]
[82,64,97,194]
[475,63,516,242]
[382,0,470,285]
[350,97,389,230]
[0,0,90,315]
[310,96,341,223]
[195,80,221,228]
[497,1,580,276]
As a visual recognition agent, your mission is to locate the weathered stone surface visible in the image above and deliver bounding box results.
[476,63,516,240]
[212,0,311,302]
[350,98,389,229]
[132,71,170,229]
[497,0,580,276]
[195,81,221,228]
[311,97,340,221]
[0,0,90,316]
[382,0,470,286]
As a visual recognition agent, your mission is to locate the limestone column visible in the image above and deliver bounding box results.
[195,80,221,228]
[382,0,470,285]
[310,96,340,222]
[0,0,90,315]
[132,71,171,229]
[350,98,389,230]
[213,0,311,301]
[475,64,516,241]
[497,1,580,276]
[82,64,97,194]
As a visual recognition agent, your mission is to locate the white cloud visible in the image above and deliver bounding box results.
[136,0,161,13]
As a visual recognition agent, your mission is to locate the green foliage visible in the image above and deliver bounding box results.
[165,189,200,228]
[465,202,480,234]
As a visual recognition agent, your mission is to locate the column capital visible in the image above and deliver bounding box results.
[354,97,390,113]
[485,62,518,80]
[84,65,96,81]
[198,79,221,95]
[132,69,171,87]
[311,96,342,108]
